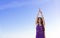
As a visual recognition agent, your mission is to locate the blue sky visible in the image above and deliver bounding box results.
[0,0,60,38]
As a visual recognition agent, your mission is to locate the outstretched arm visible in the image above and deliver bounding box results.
[35,12,39,24]
[35,9,45,26]
[39,9,45,26]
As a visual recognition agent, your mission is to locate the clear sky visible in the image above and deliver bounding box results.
[0,0,60,38]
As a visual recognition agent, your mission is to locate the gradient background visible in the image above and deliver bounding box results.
[0,0,60,38]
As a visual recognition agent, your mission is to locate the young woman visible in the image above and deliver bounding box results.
[35,9,45,38]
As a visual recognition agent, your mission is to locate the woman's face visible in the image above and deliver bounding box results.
[37,17,42,24]
[39,18,41,23]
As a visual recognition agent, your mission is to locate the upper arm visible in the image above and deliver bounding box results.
[35,16,38,25]
[42,17,45,26]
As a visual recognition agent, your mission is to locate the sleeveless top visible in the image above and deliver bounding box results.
[36,24,45,32]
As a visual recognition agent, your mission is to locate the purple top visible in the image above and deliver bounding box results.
[36,24,45,38]
[36,24,45,33]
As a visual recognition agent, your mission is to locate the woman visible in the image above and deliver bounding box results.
[35,9,45,38]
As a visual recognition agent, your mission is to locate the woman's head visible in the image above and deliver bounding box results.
[37,17,43,25]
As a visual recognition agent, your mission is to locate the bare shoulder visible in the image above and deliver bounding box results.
[35,23,38,26]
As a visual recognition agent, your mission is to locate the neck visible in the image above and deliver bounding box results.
[38,23,42,26]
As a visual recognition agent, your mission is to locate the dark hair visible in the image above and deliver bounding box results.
[37,17,43,25]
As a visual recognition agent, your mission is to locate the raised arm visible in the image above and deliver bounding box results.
[35,11,39,24]
[35,9,45,26]
[39,9,45,26]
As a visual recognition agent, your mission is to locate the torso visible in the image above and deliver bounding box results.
[36,24,45,31]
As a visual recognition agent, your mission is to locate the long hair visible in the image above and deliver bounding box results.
[37,17,43,25]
